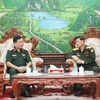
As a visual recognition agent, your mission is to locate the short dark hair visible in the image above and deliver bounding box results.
[75,36,84,41]
[13,36,22,43]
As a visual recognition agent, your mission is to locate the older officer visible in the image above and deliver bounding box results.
[6,36,32,98]
[66,36,99,96]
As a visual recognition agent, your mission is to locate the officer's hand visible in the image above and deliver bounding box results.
[76,59,84,64]
[72,55,79,61]
[72,56,84,64]
[16,67,26,73]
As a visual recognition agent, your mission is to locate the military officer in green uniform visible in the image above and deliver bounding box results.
[6,36,32,98]
[65,36,99,96]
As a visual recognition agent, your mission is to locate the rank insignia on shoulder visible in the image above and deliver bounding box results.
[86,46,92,49]
[91,49,94,52]
[73,48,79,51]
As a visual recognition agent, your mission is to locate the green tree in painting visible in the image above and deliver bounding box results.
[0,0,100,53]
[2,0,26,8]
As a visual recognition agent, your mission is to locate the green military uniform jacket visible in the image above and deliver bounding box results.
[6,47,32,84]
[65,45,99,73]
[6,47,32,71]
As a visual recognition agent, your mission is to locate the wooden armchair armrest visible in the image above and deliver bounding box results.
[0,62,4,96]
[0,62,4,73]
[65,59,77,72]
[32,57,44,68]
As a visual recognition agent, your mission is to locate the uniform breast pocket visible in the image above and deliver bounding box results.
[22,56,26,59]
[12,55,17,60]
[22,54,26,59]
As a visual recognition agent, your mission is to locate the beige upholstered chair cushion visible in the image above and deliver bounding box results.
[23,42,43,67]
[85,38,100,67]
[0,39,13,79]
[0,39,13,62]
[23,42,32,52]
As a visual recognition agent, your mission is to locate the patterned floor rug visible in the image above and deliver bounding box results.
[0,86,98,100]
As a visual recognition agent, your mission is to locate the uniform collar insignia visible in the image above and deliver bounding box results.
[73,48,79,51]
[13,47,24,52]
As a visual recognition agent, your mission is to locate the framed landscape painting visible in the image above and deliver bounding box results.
[0,0,100,53]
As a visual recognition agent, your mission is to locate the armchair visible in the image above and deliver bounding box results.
[63,28,100,95]
[0,28,44,96]
[66,27,100,70]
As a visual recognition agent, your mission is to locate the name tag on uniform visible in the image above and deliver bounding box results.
[12,54,17,56]
[84,51,90,55]
[22,54,26,56]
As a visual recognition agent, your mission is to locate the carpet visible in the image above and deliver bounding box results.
[0,86,98,100]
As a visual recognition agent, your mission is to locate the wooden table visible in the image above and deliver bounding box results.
[12,73,100,100]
